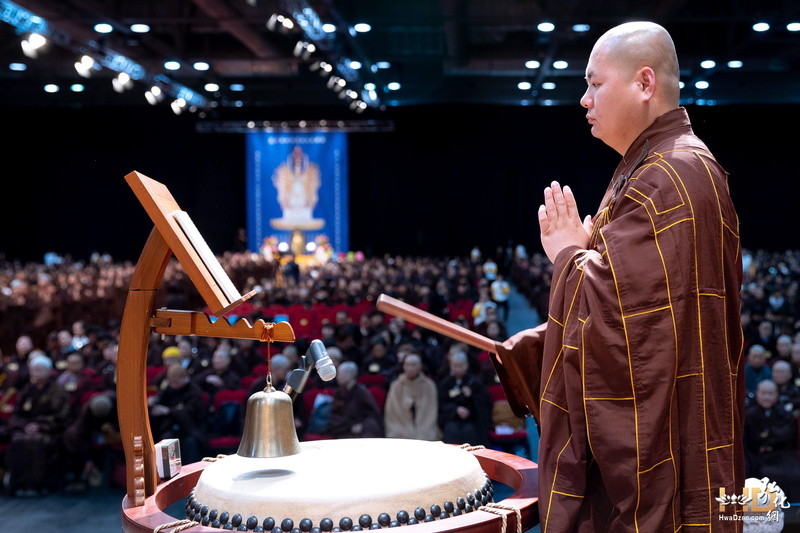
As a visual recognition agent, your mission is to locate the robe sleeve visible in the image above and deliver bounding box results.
[490,322,546,421]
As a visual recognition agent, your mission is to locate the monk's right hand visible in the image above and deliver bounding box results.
[538,181,591,263]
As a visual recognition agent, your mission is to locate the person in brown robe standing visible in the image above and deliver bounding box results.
[491,22,745,532]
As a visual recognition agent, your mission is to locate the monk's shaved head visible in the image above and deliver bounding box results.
[593,22,680,105]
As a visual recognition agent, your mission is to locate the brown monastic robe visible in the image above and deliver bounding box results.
[492,108,745,532]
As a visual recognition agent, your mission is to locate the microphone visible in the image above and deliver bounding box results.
[304,339,337,382]
[283,368,310,400]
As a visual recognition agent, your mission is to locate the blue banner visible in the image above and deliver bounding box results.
[246,131,349,256]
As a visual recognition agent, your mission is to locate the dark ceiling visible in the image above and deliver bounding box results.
[1,0,800,117]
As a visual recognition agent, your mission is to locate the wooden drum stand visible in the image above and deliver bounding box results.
[117,171,539,533]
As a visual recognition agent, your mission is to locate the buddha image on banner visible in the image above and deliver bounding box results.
[271,146,324,230]
[246,131,349,255]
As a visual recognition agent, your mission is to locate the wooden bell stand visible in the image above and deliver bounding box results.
[118,171,295,524]
[118,171,539,533]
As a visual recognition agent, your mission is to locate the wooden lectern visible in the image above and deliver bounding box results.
[117,171,296,506]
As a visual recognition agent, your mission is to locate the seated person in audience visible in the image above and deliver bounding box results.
[4,353,71,496]
[149,364,207,464]
[437,351,491,447]
[385,317,413,352]
[360,336,397,381]
[327,361,383,439]
[472,296,496,328]
[790,342,800,382]
[744,379,800,500]
[334,325,366,367]
[320,322,337,347]
[175,338,197,372]
[775,334,794,363]
[248,354,288,396]
[5,334,35,390]
[55,352,97,416]
[96,340,119,392]
[280,343,301,370]
[744,344,772,397]
[771,360,800,417]
[230,338,263,378]
[150,346,183,394]
[384,353,439,441]
[62,392,119,492]
[193,345,242,401]
[473,305,508,339]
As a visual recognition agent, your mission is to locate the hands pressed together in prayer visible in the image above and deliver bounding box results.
[538,181,593,263]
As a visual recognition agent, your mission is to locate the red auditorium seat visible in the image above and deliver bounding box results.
[207,389,249,454]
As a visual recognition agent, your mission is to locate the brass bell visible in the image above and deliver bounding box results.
[237,383,301,458]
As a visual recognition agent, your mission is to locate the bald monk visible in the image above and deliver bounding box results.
[491,22,745,531]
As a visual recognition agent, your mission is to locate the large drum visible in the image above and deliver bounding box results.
[122,439,538,533]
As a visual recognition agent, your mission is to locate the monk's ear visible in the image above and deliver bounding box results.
[637,67,656,101]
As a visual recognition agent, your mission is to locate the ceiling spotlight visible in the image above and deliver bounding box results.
[695,80,709,90]
[752,22,770,32]
[267,14,294,32]
[94,23,113,34]
[349,60,362,69]
[525,60,540,69]
[552,60,568,69]
[145,86,164,105]
[193,61,210,71]
[21,33,46,58]
[311,61,333,75]
[787,23,800,32]
[353,23,371,33]
[43,84,59,94]
[375,61,391,69]
[542,82,556,90]
[700,60,716,69]
[74,55,96,77]
[292,41,315,59]
[322,23,336,33]
[164,60,180,71]
[572,24,590,33]
[70,84,85,93]
[386,81,401,91]
[9,63,26,72]
[171,98,187,115]
[517,81,532,90]
[537,22,555,33]
[130,23,150,33]
[727,60,743,69]
[326,76,342,89]
[204,82,220,92]
[112,72,134,93]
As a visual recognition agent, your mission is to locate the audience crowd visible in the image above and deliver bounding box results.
[1,246,800,502]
